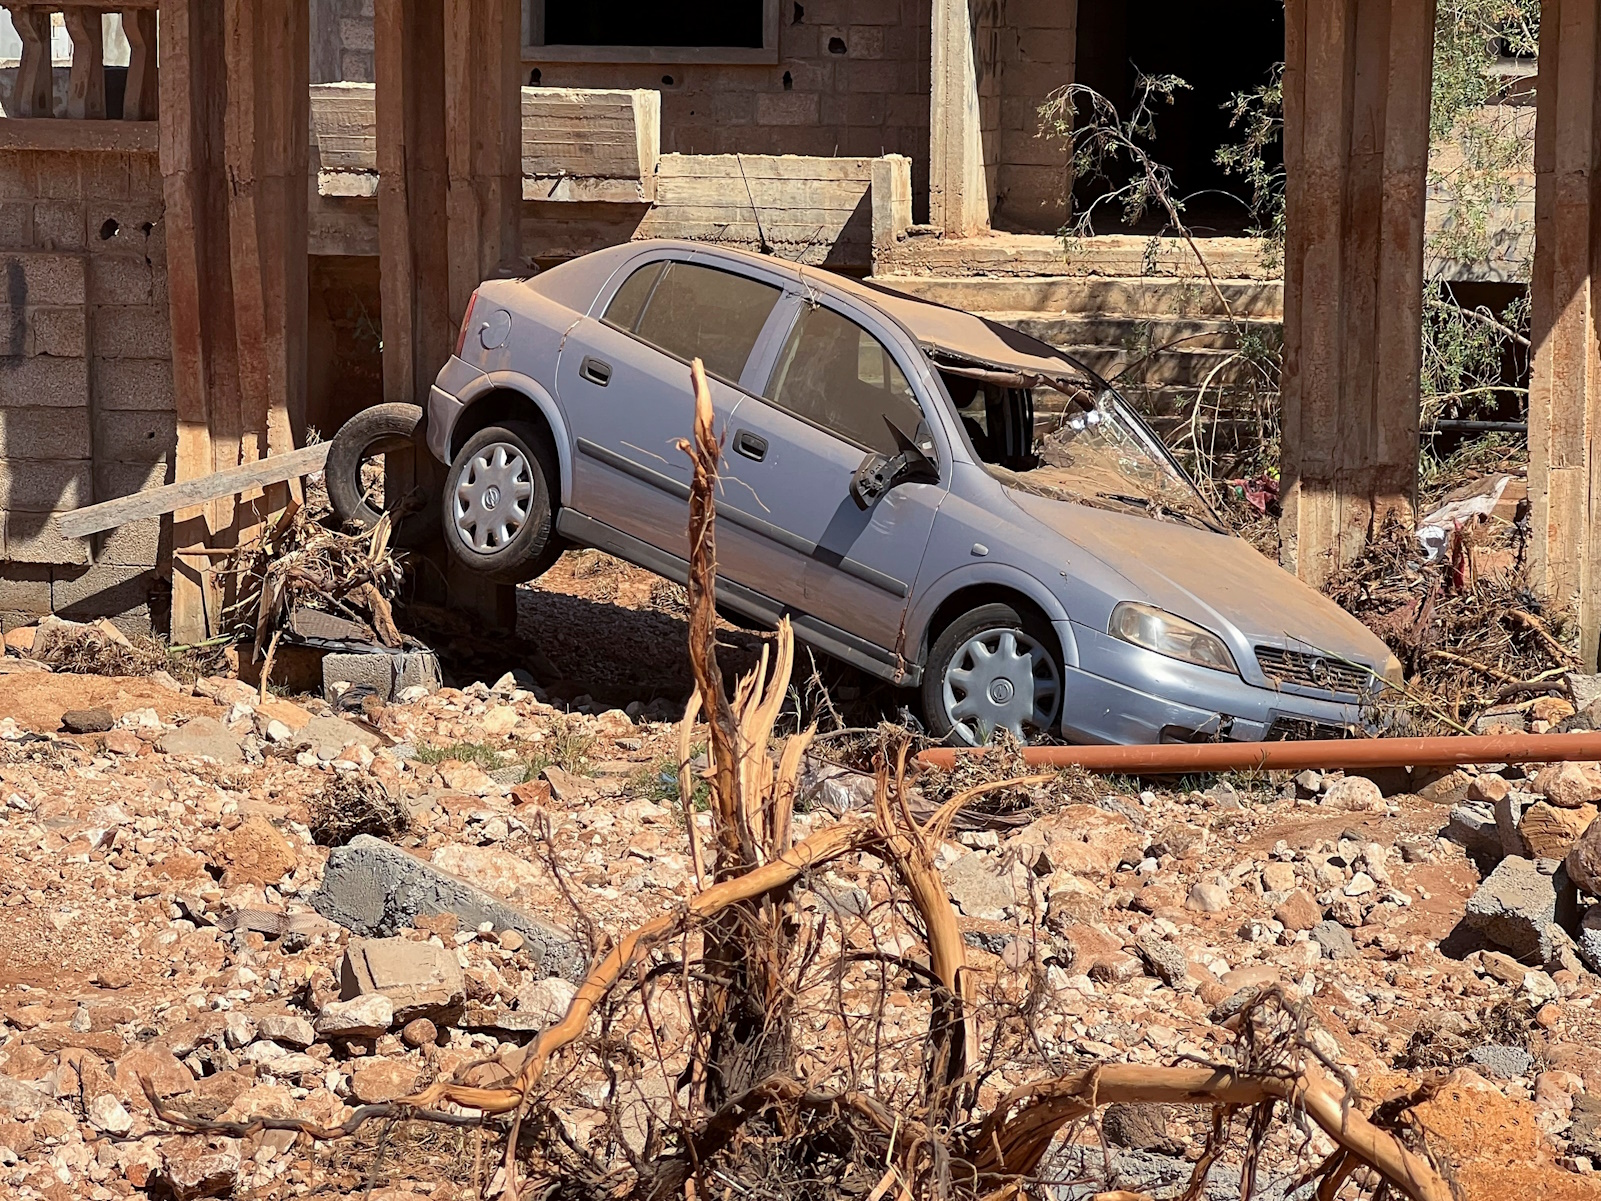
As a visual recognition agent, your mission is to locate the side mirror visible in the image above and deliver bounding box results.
[849,422,939,509]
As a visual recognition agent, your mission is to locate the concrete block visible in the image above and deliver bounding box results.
[97,517,165,569]
[30,156,81,200]
[31,202,85,252]
[755,92,821,125]
[29,306,87,356]
[0,152,37,201]
[341,936,465,1023]
[0,205,30,251]
[312,834,585,981]
[81,154,130,202]
[88,255,152,305]
[4,512,90,565]
[0,354,89,407]
[0,407,91,460]
[0,459,91,511]
[97,458,170,497]
[94,356,175,410]
[1463,855,1577,963]
[87,202,162,254]
[98,410,176,462]
[92,304,171,359]
[51,565,156,618]
[0,253,86,306]
[394,649,442,693]
[0,565,51,614]
[323,650,393,700]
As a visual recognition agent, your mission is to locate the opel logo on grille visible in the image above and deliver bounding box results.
[1307,657,1331,685]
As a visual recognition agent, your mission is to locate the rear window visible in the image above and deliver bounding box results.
[603,260,780,385]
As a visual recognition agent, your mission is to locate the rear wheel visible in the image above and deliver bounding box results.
[441,422,564,584]
[921,603,1062,745]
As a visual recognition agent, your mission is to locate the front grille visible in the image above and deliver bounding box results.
[1254,646,1374,696]
[1266,716,1355,741]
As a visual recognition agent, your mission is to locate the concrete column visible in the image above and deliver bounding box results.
[930,0,992,237]
[1528,0,1601,665]
[1279,0,1435,586]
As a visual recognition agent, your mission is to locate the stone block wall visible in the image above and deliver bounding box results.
[992,0,1076,234]
[311,0,375,85]
[0,143,172,633]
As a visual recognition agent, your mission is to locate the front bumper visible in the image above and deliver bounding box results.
[1059,623,1371,745]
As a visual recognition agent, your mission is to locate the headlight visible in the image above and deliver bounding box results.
[1382,655,1405,688]
[1109,602,1238,674]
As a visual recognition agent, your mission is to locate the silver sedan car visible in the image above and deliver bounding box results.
[424,239,1401,745]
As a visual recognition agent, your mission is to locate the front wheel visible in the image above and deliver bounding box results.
[921,603,1063,745]
[441,422,563,584]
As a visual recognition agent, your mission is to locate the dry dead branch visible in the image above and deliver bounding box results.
[144,358,1460,1201]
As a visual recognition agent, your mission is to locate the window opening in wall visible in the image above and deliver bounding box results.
[523,0,778,64]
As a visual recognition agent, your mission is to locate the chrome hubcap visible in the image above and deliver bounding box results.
[943,628,1060,744]
[454,442,533,552]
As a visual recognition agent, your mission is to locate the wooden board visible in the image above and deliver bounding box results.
[57,444,331,539]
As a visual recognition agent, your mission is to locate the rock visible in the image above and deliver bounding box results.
[163,1142,242,1199]
[1447,803,1504,858]
[480,705,519,736]
[514,977,579,1025]
[214,815,297,887]
[253,1014,316,1050]
[401,1018,437,1048]
[942,853,1017,918]
[1344,871,1376,896]
[1470,1044,1535,1079]
[1533,761,1601,808]
[1566,818,1601,895]
[1007,805,1140,878]
[1417,768,1475,804]
[115,1046,194,1098]
[1533,696,1577,724]
[88,1091,132,1134]
[298,715,382,760]
[1494,793,1531,858]
[1293,769,1322,794]
[313,994,394,1040]
[157,717,244,763]
[429,844,544,900]
[350,1058,420,1104]
[1520,802,1597,861]
[61,707,114,735]
[342,936,466,1023]
[104,729,143,756]
[1185,882,1229,913]
[1479,950,1528,986]
[311,834,585,981]
[1044,873,1104,928]
[497,929,525,952]
[1261,862,1296,892]
[1469,774,1513,804]
[4,626,35,655]
[1572,673,1601,711]
[1134,935,1190,988]
[1577,906,1601,974]
[1464,857,1574,961]
[1320,776,1384,812]
[1311,920,1358,959]
[1274,889,1322,932]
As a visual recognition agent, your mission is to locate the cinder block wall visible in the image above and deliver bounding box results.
[0,145,173,634]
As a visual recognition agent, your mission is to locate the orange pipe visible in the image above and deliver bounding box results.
[915,730,1601,774]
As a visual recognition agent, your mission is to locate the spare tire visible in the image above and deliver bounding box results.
[325,402,442,547]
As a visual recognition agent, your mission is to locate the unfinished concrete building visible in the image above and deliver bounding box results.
[0,1,1596,667]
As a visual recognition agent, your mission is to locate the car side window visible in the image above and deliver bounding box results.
[763,303,924,456]
[602,260,780,385]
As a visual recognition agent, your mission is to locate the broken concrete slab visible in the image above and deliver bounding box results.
[310,834,585,981]
[1463,856,1577,962]
[295,715,381,761]
[157,717,244,763]
[341,936,465,1023]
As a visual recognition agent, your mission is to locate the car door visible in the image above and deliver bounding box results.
[718,295,949,664]
[555,255,786,576]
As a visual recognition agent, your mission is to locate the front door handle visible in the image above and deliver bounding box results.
[579,356,612,386]
[734,429,768,461]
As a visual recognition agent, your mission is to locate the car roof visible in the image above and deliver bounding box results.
[615,239,1101,391]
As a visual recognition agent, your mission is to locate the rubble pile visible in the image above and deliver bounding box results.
[1,649,1601,1194]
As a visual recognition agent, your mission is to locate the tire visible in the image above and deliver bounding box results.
[441,422,563,584]
[325,402,442,548]
[921,603,1064,746]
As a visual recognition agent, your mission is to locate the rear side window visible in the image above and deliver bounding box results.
[602,260,779,384]
[764,303,923,455]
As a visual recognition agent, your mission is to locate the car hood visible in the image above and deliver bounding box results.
[1006,489,1392,666]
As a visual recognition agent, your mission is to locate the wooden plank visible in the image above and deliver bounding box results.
[58,445,331,538]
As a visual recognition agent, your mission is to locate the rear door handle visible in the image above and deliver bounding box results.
[734,429,768,461]
[579,356,612,386]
